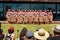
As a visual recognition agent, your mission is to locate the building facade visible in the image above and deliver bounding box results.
[0,1,60,21]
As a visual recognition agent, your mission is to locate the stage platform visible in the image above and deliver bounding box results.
[0,21,60,24]
[0,21,9,24]
[53,21,60,24]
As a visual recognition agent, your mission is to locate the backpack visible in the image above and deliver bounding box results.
[5,34,11,40]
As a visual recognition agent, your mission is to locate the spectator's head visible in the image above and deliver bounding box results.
[20,27,28,37]
[53,25,60,35]
[26,31,34,39]
[34,28,49,40]
[0,29,3,34]
[8,27,14,34]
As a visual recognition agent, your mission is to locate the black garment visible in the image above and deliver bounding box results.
[0,34,4,40]
[20,37,24,40]
[47,36,60,40]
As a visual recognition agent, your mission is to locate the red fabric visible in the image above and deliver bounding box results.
[9,27,14,30]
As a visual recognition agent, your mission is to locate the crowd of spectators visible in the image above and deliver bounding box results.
[6,9,53,24]
[0,25,60,40]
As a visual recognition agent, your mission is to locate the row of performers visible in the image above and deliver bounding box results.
[6,9,53,24]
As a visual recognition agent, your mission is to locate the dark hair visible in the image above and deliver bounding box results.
[20,27,28,40]
[8,29,14,34]
[48,8,52,11]
[54,31,60,35]
[27,37,34,39]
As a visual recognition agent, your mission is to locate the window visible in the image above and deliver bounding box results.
[0,3,3,12]
[4,3,17,17]
[56,4,60,20]
[5,3,17,10]
[18,4,30,10]
[57,4,60,11]
[31,4,43,10]
[44,4,56,10]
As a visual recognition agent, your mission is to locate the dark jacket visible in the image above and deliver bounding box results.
[47,36,60,40]
[0,34,4,40]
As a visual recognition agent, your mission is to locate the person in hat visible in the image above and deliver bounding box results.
[47,25,60,40]
[23,31,36,40]
[0,29,4,40]
[4,27,15,40]
[34,28,49,40]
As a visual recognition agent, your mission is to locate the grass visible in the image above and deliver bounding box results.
[1,24,58,39]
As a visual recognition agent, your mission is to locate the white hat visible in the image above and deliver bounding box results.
[34,29,49,40]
